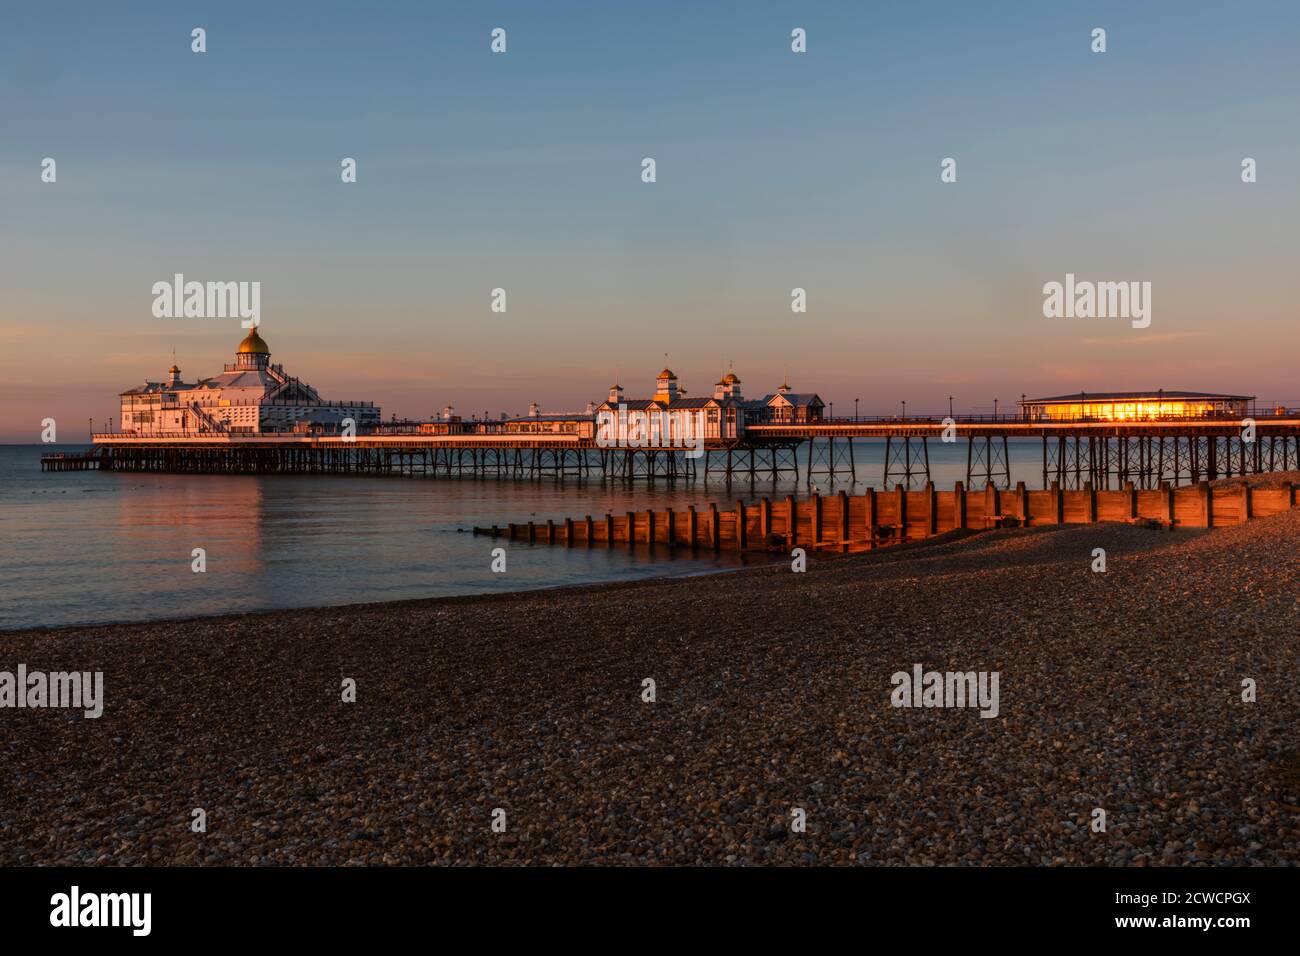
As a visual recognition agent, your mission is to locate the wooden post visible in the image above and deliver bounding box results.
[1241,481,1251,523]
[811,494,822,546]
[736,501,748,550]
[925,481,937,535]
[626,511,635,546]
[605,513,615,547]
[866,487,878,540]
[564,518,573,545]
[955,481,967,530]
[585,515,594,545]
[1124,481,1137,520]
[1084,481,1097,523]
[1163,485,1174,528]
[1197,482,1211,527]
[1015,481,1028,525]
[786,495,798,547]
[1051,481,1063,524]
[709,503,720,551]
[1286,481,1296,509]
[687,505,698,549]
[646,510,656,544]
[547,519,556,544]
[666,507,676,547]
[984,483,997,526]
[895,484,906,540]
[838,490,850,544]
[760,497,772,541]
[528,521,536,543]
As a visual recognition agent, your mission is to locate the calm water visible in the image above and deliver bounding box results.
[0,441,1048,631]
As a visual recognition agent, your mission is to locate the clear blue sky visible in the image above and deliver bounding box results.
[2,1,1298,439]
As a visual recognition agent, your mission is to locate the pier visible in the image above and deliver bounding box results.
[39,449,106,472]
[80,413,1300,489]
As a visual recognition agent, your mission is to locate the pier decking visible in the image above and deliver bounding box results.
[39,450,106,471]
[78,414,1300,489]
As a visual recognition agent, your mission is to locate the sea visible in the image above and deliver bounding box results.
[0,440,1049,631]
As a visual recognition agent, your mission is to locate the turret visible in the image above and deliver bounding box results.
[653,368,679,404]
[235,326,270,370]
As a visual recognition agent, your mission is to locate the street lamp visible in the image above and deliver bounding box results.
[855,398,859,422]
[993,398,999,419]
[901,400,906,420]
[948,396,953,419]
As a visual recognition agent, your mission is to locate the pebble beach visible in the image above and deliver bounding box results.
[3,476,1298,866]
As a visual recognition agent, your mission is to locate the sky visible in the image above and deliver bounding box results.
[2,0,1299,441]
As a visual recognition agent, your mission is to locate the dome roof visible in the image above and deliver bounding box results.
[724,372,741,383]
[237,327,270,354]
[658,368,676,379]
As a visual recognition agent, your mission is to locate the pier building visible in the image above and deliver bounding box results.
[1019,391,1252,422]
[118,327,380,435]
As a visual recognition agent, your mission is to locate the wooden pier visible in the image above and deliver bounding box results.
[473,479,1299,552]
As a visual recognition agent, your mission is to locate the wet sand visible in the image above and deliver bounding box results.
[3,476,1298,865]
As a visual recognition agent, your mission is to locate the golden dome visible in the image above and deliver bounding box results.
[658,368,676,379]
[237,327,270,354]
[724,372,741,384]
